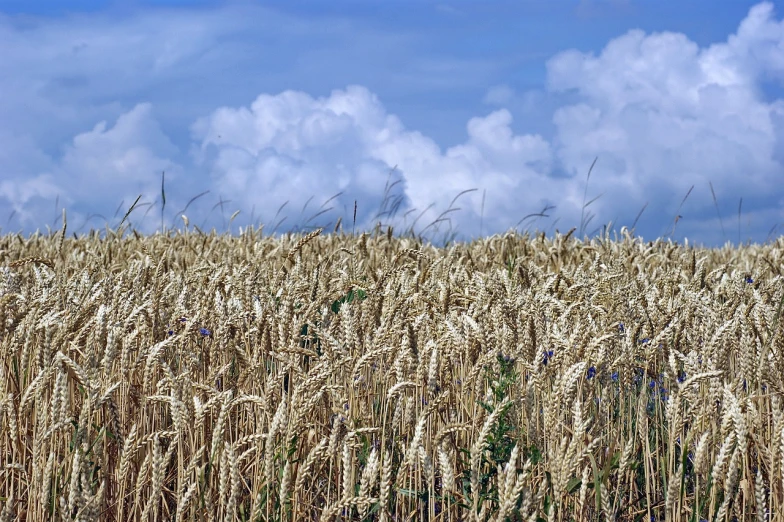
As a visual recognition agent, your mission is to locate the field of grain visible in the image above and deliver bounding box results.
[1,225,783,521]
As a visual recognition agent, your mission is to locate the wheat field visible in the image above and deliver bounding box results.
[1,224,783,521]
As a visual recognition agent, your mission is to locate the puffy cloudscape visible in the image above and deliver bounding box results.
[2,1,784,246]
[190,85,557,239]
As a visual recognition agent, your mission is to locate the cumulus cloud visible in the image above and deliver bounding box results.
[61,104,180,199]
[0,3,515,240]
[543,2,784,244]
[1,104,181,233]
[191,85,562,240]
[192,0,784,246]
[3,2,784,246]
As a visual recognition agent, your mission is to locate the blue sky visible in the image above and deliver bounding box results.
[1,0,784,247]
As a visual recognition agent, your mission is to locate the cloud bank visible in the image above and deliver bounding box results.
[2,2,784,246]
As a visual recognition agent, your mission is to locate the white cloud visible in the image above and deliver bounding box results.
[2,2,784,245]
[61,103,179,195]
[1,103,182,233]
[0,173,60,228]
[192,85,564,239]
[543,2,784,243]
[190,0,784,244]
[0,128,60,228]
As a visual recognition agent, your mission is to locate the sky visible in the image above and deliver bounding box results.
[1,0,784,248]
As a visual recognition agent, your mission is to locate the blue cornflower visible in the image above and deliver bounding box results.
[745,276,754,284]
[179,317,187,323]
[587,366,596,379]
[678,372,686,383]
[618,323,625,333]
[542,350,554,365]
[200,327,211,336]
[611,372,619,382]
[639,338,650,344]
[168,329,174,336]
[649,380,656,389]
